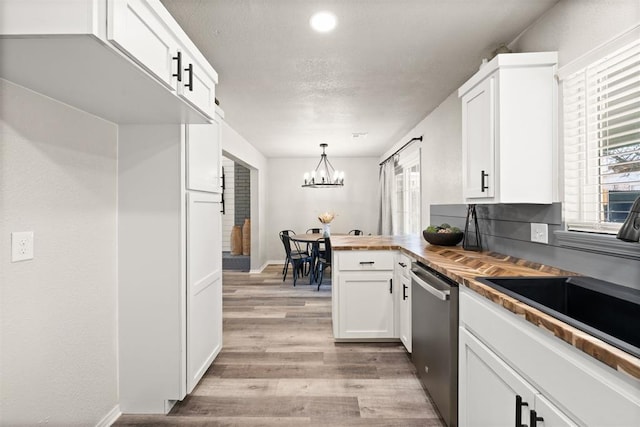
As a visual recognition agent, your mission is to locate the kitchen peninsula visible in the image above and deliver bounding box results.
[330,234,640,426]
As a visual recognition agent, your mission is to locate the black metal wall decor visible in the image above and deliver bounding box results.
[463,204,483,251]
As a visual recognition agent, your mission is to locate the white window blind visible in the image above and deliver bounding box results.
[562,33,640,233]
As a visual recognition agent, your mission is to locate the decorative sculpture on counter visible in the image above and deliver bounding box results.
[463,204,483,251]
[616,196,640,243]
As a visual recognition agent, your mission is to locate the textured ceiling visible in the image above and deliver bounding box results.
[161,0,559,158]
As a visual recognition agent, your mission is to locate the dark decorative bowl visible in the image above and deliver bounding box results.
[422,231,464,246]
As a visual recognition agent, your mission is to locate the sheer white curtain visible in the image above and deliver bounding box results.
[378,160,394,235]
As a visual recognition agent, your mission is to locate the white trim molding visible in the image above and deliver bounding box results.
[558,24,640,80]
[555,231,640,260]
[250,260,275,274]
[95,405,121,427]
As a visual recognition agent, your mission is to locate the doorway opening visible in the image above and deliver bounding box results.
[221,155,251,271]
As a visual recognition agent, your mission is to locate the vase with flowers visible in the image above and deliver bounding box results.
[318,212,335,237]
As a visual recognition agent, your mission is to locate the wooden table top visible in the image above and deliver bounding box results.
[330,234,640,381]
[290,233,346,243]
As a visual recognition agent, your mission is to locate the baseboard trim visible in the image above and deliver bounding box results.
[249,260,275,274]
[95,404,121,427]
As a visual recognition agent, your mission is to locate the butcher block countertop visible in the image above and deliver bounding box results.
[330,234,640,381]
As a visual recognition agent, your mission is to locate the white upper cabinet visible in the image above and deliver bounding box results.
[108,0,218,119]
[107,0,180,90]
[458,52,558,204]
[461,76,495,199]
[0,0,218,123]
[177,48,218,118]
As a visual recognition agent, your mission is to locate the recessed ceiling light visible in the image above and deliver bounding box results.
[310,11,337,33]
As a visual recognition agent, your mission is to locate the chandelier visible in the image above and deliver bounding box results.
[302,143,344,188]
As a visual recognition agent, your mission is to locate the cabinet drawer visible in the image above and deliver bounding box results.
[338,251,394,271]
[397,253,413,277]
[460,289,640,426]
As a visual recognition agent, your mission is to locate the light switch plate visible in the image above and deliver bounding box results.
[11,231,34,262]
[530,223,548,244]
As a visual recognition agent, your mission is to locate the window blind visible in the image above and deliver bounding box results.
[562,35,640,233]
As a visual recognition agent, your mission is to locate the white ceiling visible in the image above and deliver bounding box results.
[160,0,559,158]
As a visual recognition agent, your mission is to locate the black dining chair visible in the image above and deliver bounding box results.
[280,232,312,286]
[279,230,297,279]
[348,229,363,235]
[315,237,332,291]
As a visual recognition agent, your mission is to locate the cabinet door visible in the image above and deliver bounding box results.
[462,75,495,200]
[178,50,217,119]
[186,192,222,393]
[459,328,537,427]
[399,274,412,352]
[107,0,178,90]
[338,272,395,339]
[186,123,221,193]
[533,394,578,427]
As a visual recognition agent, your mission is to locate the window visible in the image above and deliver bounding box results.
[561,29,640,234]
[392,148,421,234]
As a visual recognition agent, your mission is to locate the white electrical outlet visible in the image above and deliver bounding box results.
[530,223,548,244]
[11,231,34,262]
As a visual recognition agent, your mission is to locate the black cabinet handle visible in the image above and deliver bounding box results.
[403,284,408,300]
[481,170,489,192]
[515,395,529,427]
[359,261,375,265]
[172,51,182,82]
[185,63,193,91]
[398,262,406,268]
[530,410,543,427]
[389,278,393,294]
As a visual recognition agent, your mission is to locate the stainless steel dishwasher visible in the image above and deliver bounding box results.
[410,261,458,427]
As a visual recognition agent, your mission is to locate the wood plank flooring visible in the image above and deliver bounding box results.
[115,265,444,426]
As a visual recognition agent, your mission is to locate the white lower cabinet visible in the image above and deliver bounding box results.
[459,287,640,426]
[332,251,395,339]
[398,273,412,351]
[396,253,413,352]
[186,192,222,393]
[460,328,575,427]
[337,272,394,338]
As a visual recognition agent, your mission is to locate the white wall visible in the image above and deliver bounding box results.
[266,157,379,262]
[380,93,464,231]
[221,121,269,271]
[510,0,640,68]
[0,79,118,425]
[380,0,639,230]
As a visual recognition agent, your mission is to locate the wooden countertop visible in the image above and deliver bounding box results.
[331,234,640,381]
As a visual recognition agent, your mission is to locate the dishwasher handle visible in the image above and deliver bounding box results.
[410,269,451,301]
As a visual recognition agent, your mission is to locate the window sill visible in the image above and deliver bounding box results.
[554,231,640,260]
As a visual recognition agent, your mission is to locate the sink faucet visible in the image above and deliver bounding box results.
[617,196,640,243]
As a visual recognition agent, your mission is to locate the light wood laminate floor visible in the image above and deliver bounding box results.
[116,265,444,426]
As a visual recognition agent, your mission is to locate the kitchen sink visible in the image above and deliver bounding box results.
[476,276,640,358]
